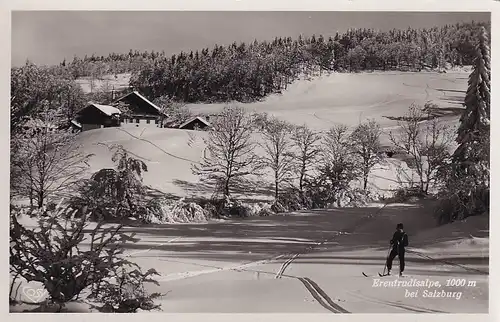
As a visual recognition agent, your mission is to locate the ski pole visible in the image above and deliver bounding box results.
[382,245,392,276]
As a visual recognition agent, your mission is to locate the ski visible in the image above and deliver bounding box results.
[363,272,392,277]
[363,272,407,278]
[363,272,390,277]
[377,273,411,278]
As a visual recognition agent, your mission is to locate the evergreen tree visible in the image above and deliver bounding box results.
[453,26,490,180]
[437,26,490,223]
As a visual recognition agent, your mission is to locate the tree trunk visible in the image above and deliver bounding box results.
[224,179,230,198]
[37,191,44,209]
[29,183,34,208]
[275,172,279,201]
[423,181,429,195]
[299,162,306,194]
[363,162,369,190]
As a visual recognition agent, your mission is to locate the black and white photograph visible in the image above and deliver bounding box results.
[7,7,491,315]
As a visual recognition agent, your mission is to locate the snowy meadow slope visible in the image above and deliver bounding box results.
[187,70,468,130]
[75,70,469,199]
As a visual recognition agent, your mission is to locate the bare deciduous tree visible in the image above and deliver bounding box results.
[110,100,136,125]
[350,119,383,191]
[313,125,358,206]
[389,103,454,194]
[259,117,295,200]
[153,95,192,128]
[11,110,93,208]
[192,106,259,197]
[87,80,114,105]
[290,124,322,194]
[10,62,86,133]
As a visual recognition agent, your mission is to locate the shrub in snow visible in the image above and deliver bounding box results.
[301,180,374,209]
[227,199,281,217]
[92,268,162,313]
[257,203,275,216]
[302,183,335,209]
[202,197,277,218]
[162,196,281,219]
[434,185,489,225]
[144,198,210,223]
[390,186,426,203]
[9,202,162,312]
[227,200,251,217]
[70,145,150,222]
[243,202,275,217]
[277,188,307,212]
[201,201,219,218]
[336,188,373,207]
[270,201,288,214]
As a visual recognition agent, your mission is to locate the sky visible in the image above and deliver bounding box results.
[11,11,490,67]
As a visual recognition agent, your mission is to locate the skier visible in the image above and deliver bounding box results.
[386,223,409,276]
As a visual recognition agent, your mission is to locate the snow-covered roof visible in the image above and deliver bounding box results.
[114,91,162,113]
[179,116,211,129]
[90,103,122,116]
[71,120,82,128]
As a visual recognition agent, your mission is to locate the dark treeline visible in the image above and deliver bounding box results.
[38,21,492,104]
[131,21,489,103]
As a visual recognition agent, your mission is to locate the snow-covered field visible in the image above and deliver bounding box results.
[187,71,467,131]
[11,201,489,313]
[11,70,489,313]
[75,73,131,94]
[118,202,490,313]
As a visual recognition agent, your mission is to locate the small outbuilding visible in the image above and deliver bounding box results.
[178,116,211,130]
[76,103,122,132]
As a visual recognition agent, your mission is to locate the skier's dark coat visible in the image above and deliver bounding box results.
[386,230,409,274]
[390,231,409,252]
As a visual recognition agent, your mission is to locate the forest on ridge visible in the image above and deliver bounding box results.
[44,21,490,104]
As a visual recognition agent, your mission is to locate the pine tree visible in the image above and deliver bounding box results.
[437,26,490,223]
[452,25,490,181]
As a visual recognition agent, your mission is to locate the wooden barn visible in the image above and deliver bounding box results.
[76,103,122,132]
[179,116,211,130]
[113,91,164,128]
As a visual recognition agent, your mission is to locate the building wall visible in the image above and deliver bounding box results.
[78,106,115,125]
[116,92,161,116]
[120,117,161,128]
[81,118,161,131]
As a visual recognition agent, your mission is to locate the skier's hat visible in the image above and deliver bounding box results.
[396,223,404,229]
